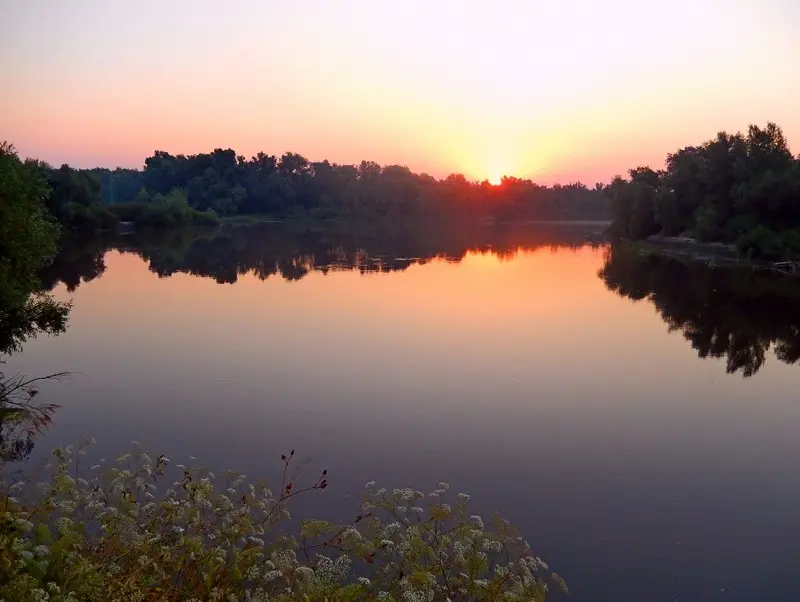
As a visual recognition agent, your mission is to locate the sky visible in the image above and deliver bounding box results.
[2,0,799,184]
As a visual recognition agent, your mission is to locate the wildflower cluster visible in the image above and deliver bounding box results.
[0,442,564,601]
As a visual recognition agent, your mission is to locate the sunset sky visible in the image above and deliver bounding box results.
[2,0,798,184]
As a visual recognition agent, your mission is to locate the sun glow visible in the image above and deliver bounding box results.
[486,172,503,186]
[479,152,519,185]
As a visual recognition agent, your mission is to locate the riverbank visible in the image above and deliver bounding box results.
[627,235,800,275]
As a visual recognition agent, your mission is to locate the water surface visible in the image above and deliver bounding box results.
[8,224,800,602]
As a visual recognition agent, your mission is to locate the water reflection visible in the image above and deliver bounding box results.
[41,223,606,289]
[599,244,800,377]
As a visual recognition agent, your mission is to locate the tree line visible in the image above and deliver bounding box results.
[607,122,800,259]
[82,149,608,225]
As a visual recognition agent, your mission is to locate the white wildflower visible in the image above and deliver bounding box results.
[482,539,503,553]
[365,480,376,488]
[382,522,402,537]
[458,493,470,502]
[470,514,484,529]
[264,570,282,582]
[357,577,371,586]
[343,526,363,541]
[295,566,314,582]
[33,545,50,557]
[31,587,49,602]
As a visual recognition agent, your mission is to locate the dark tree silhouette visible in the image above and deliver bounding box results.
[607,123,800,259]
[599,245,800,377]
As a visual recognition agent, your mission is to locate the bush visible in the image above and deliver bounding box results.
[0,443,563,601]
[108,202,150,222]
[691,205,720,242]
[192,208,220,227]
[736,225,785,260]
[134,203,179,229]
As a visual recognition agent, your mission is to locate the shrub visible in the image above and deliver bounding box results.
[736,225,785,261]
[192,208,220,227]
[108,202,150,222]
[0,443,563,601]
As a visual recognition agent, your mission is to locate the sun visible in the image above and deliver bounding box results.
[481,154,518,185]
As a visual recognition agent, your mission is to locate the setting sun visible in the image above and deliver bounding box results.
[486,172,503,186]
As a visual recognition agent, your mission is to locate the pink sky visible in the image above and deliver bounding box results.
[2,0,798,184]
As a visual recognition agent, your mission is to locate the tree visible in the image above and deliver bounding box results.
[0,143,70,355]
[607,123,800,256]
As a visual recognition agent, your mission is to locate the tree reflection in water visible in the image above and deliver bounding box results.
[599,245,800,377]
[41,222,606,288]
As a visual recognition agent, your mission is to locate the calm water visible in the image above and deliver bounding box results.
[7,224,800,602]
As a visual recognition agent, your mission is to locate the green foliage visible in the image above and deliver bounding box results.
[607,123,800,258]
[0,144,60,309]
[734,226,800,261]
[107,202,151,222]
[93,148,610,222]
[7,144,610,241]
[0,443,562,601]
[84,168,145,204]
[0,143,71,356]
[107,190,220,230]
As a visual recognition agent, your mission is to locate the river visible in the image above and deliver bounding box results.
[7,223,800,602]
